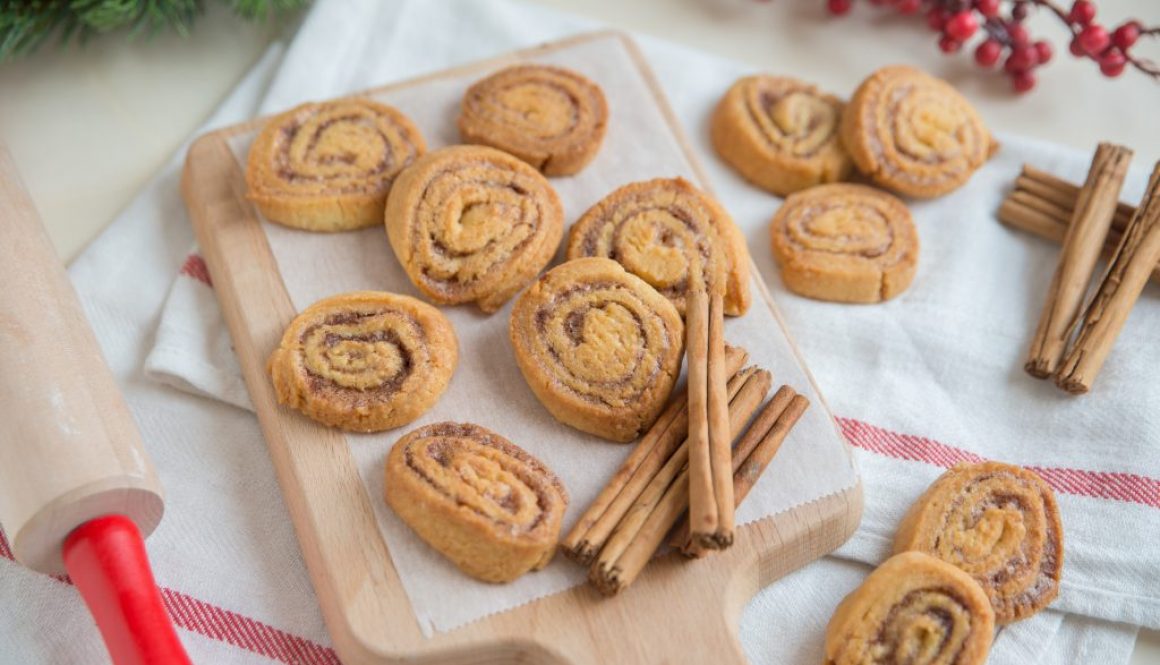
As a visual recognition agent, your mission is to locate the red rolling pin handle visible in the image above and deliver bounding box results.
[62,516,191,665]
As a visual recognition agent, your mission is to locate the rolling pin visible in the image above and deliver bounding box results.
[0,146,190,664]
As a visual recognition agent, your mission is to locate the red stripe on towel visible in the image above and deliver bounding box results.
[179,254,213,287]
[837,417,1160,509]
[0,530,338,664]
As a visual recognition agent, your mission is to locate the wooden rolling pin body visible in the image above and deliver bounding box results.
[0,148,164,575]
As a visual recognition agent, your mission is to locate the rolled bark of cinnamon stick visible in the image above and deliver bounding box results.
[1025,144,1133,379]
[590,368,771,596]
[671,385,810,557]
[701,291,734,549]
[1018,165,1136,230]
[1056,162,1160,394]
[559,346,749,564]
[685,288,718,547]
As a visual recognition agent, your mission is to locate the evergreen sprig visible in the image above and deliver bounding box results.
[0,0,308,61]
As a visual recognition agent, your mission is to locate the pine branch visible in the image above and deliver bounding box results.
[0,0,308,61]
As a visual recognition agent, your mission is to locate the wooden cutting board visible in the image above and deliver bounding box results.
[181,31,862,664]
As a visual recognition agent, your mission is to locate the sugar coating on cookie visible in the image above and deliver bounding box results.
[384,422,567,583]
[711,75,852,197]
[246,98,426,231]
[894,461,1064,624]
[509,257,684,443]
[770,184,918,303]
[840,65,991,199]
[385,145,564,313]
[567,177,751,317]
[268,291,457,432]
[458,64,608,176]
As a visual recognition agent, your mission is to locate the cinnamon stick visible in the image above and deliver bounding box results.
[1025,144,1133,379]
[703,291,733,549]
[673,387,810,558]
[1056,162,1160,394]
[1018,165,1136,230]
[999,182,1160,285]
[590,368,771,596]
[559,346,749,564]
[685,288,717,547]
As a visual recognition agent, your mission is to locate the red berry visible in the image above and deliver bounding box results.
[1069,36,1086,56]
[1034,40,1053,64]
[1112,22,1141,51]
[975,39,1003,67]
[1006,44,1037,71]
[1011,2,1029,21]
[1012,70,1036,93]
[1100,49,1127,77]
[927,8,949,31]
[974,0,1000,18]
[896,0,921,15]
[939,35,963,53]
[945,11,979,41]
[1078,25,1110,55]
[1007,23,1030,45]
[1068,1,1096,26]
[827,0,853,15]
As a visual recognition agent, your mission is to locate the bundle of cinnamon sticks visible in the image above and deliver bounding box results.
[1000,144,1160,394]
[559,342,811,595]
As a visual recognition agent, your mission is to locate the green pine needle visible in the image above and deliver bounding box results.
[0,0,307,61]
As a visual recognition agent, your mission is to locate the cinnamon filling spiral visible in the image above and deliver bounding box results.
[510,258,684,442]
[894,462,1064,624]
[385,145,564,313]
[841,66,990,198]
[748,80,841,159]
[458,64,608,176]
[825,552,994,665]
[399,422,565,533]
[567,178,751,316]
[268,292,457,432]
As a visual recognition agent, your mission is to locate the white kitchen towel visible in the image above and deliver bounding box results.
[0,0,1149,663]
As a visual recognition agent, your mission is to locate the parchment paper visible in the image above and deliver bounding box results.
[227,33,858,636]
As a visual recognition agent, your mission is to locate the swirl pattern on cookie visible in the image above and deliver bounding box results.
[770,184,919,303]
[824,552,995,665]
[566,177,751,316]
[711,75,852,196]
[840,65,991,198]
[458,64,608,176]
[894,461,1064,624]
[385,145,565,313]
[246,99,426,231]
[384,422,568,583]
[509,258,684,442]
[268,292,457,432]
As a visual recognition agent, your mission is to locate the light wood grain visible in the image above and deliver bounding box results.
[0,145,164,575]
[181,31,862,663]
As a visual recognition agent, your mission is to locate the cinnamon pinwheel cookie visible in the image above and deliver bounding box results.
[384,422,568,583]
[894,461,1064,624]
[824,552,995,665]
[841,65,992,198]
[246,98,425,231]
[566,177,751,316]
[509,258,684,443]
[458,64,608,176]
[770,184,919,303]
[385,145,565,313]
[711,75,852,196]
[268,292,457,432]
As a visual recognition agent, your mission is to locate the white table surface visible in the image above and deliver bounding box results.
[0,0,1155,661]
